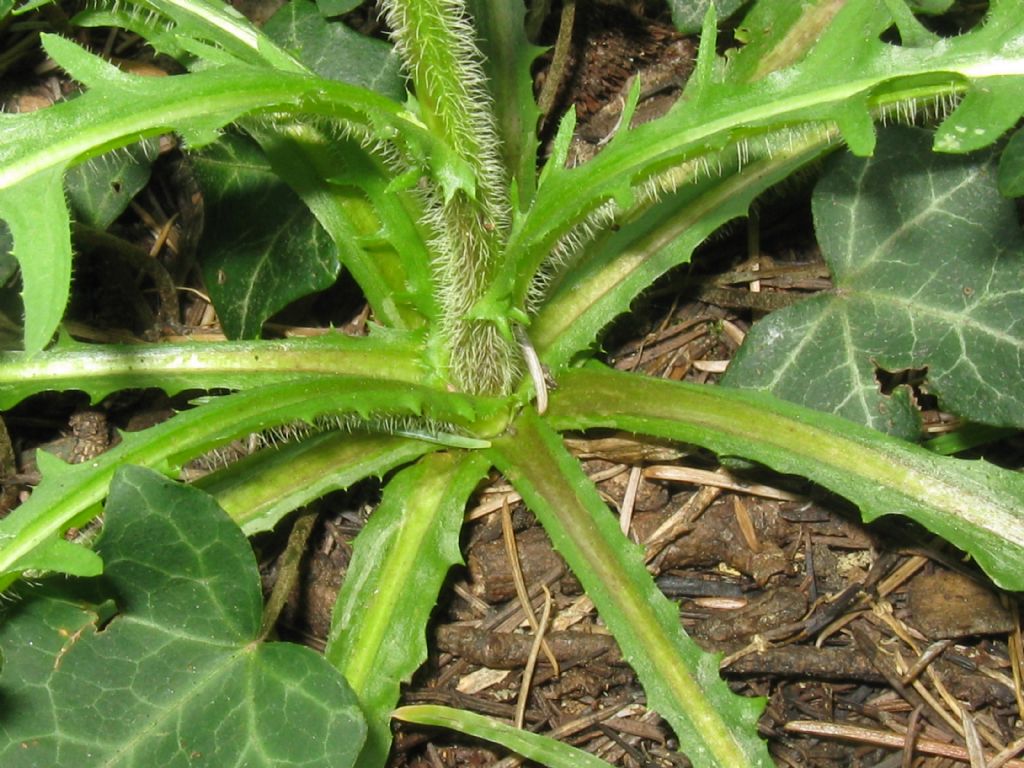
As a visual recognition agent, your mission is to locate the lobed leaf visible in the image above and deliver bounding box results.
[725,127,1024,437]
[548,365,1024,591]
[243,120,438,329]
[0,331,429,409]
[0,168,70,352]
[907,0,955,12]
[724,0,853,84]
[488,410,772,768]
[198,430,436,535]
[0,34,431,352]
[325,451,490,768]
[504,0,1024,307]
[0,466,365,767]
[0,376,505,586]
[531,125,836,373]
[88,0,308,72]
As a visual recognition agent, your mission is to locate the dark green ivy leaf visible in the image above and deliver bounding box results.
[193,132,341,339]
[724,126,1024,438]
[998,127,1024,197]
[0,465,366,767]
[312,0,362,20]
[65,138,160,230]
[668,0,745,35]
[264,0,404,101]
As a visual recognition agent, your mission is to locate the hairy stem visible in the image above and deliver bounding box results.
[381,0,521,395]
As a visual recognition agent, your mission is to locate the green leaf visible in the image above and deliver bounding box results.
[0,376,504,587]
[315,0,362,17]
[669,0,746,35]
[504,0,1024,305]
[394,705,614,768]
[0,33,425,352]
[325,451,490,768]
[0,331,430,409]
[725,127,1024,437]
[0,167,70,352]
[193,133,340,339]
[532,125,835,373]
[547,365,1024,592]
[907,0,954,13]
[64,139,160,229]
[488,411,771,768]
[935,76,1024,154]
[80,0,308,72]
[5,534,103,578]
[924,422,1017,456]
[264,0,404,100]
[998,127,1024,197]
[198,430,436,535]
[878,0,941,48]
[243,120,437,329]
[0,466,366,766]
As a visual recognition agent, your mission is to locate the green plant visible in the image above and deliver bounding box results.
[0,0,1022,766]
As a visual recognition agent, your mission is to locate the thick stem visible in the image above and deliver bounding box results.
[381,0,521,395]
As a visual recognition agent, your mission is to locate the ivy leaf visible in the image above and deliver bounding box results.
[0,465,366,766]
[724,127,1024,437]
[65,138,161,229]
[998,127,1024,197]
[314,0,362,19]
[668,0,745,35]
[193,132,340,339]
[263,0,404,100]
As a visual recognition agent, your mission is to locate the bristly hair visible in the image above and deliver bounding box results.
[525,85,957,311]
[525,121,845,309]
[189,412,469,474]
[380,0,522,395]
[378,0,508,229]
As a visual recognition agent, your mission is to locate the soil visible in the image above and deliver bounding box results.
[2,2,1023,767]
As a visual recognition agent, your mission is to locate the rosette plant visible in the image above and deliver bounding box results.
[0,0,1023,766]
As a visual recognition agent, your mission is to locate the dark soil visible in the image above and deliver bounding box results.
[2,2,1022,767]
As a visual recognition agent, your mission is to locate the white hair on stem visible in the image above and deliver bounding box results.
[380,0,522,395]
